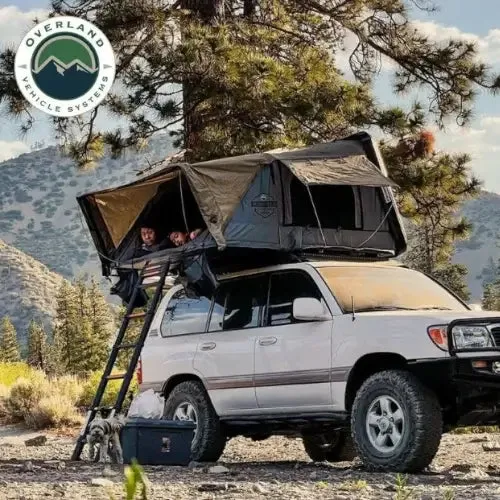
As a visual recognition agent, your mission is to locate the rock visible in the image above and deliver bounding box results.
[252,483,269,494]
[461,468,490,481]
[198,482,228,492]
[22,461,34,472]
[24,436,47,447]
[470,436,490,443]
[208,465,229,474]
[90,478,114,487]
[188,461,204,470]
[309,471,318,480]
[483,442,500,451]
[43,460,65,470]
[0,480,8,487]
[102,467,118,477]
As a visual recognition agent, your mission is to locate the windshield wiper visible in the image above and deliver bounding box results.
[355,306,419,312]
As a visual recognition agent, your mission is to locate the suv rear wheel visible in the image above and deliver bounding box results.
[351,369,442,472]
[302,430,356,462]
[163,380,226,462]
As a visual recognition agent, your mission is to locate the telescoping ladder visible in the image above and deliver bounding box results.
[71,260,171,461]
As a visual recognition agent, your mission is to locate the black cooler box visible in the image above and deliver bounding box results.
[121,418,195,465]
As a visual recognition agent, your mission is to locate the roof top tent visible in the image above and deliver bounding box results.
[77,131,407,293]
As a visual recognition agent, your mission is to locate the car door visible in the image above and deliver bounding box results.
[193,274,268,416]
[254,269,334,410]
[141,286,212,392]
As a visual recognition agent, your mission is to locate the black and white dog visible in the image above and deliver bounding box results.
[86,413,126,464]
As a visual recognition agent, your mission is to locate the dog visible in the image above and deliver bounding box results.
[86,413,126,464]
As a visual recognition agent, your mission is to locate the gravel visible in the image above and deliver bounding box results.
[2,425,500,499]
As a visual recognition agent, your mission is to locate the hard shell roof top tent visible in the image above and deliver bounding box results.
[77,131,407,291]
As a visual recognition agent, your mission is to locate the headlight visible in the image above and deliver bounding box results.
[451,325,493,349]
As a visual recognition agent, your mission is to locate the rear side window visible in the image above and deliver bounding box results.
[208,275,268,332]
[160,289,211,337]
[266,271,323,326]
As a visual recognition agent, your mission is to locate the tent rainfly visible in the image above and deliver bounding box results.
[77,131,407,278]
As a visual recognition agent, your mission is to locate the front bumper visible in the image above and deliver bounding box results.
[444,318,500,425]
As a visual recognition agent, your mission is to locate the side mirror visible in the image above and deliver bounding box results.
[292,297,331,322]
[468,303,482,311]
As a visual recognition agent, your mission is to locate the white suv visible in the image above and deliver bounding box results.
[139,259,500,472]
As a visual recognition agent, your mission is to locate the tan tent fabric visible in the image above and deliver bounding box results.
[183,161,263,248]
[94,172,177,247]
[281,155,397,187]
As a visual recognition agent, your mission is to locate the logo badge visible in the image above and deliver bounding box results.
[15,16,115,117]
[251,193,277,218]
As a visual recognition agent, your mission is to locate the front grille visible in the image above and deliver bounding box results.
[489,326,500,346]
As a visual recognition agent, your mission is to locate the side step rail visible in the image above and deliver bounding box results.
[70,260,171,461]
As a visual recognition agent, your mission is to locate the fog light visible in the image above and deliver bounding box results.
[472,360,488,369]
[492,362,500,374]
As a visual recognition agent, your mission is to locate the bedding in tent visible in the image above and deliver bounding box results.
[77,131,407,286]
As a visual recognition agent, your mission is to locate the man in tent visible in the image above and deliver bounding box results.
[135,225,170,257]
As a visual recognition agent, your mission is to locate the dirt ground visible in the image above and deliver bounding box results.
[2,425,500,499]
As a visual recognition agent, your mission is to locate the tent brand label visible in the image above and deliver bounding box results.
[14,16,116,117]
[252,194,277,218]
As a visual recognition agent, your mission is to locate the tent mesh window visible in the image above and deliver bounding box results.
[289,178,357,229]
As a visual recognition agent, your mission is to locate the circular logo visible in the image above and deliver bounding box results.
[15,16,115,117]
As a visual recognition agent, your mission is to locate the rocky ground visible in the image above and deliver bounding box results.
[2,425,500,499]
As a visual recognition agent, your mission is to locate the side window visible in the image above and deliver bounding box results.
[160,289,211,337]
[267,271,323,326]
[208,275,268,332]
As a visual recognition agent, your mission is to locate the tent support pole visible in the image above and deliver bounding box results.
[305,183,327,248]
[179,173,190,234]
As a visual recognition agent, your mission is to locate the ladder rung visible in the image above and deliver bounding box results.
[106,373,127,381]
[140,281,161,289]
[127,311,146,319]
[92,406,115,412]
[116,342,138,350]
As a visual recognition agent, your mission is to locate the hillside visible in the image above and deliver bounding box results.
[454,190,500,299]
[0,239,65,346]
[0,140,498,301]
[0,134,173,285]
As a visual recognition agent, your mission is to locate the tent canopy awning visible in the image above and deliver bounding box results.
[77,131,401,269]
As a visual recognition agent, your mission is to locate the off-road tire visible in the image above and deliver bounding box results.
[351,369,442,472]
[302,430,356,462]
[163,380,226,462]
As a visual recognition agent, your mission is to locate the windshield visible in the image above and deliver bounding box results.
[317,265,467,313]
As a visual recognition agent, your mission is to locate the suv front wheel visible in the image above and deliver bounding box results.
[351,369,442,472]
[163,380,226,462]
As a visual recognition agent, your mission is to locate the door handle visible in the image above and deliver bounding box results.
[200,342,216,351]
[259,336,277,346]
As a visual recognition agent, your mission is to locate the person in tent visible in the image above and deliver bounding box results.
[134,225,170,257]
[169,228,202,247]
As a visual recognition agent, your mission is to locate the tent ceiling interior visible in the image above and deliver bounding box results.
[77,131,407,277]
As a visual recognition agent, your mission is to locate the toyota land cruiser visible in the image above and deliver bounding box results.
[138,259,500,472]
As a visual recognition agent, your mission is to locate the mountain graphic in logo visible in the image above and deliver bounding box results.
[31,34,99,100]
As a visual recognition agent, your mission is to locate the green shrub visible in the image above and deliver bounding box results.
[0,362,35,387]
[26,394,83,429]
[6,372,49,421]
[78,370,138,409]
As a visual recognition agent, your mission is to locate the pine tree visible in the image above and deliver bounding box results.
[53,280,86,375]
[482,283,500,311]
[73,276,114,372]
[26,320,49,371]
[381,139,480,297]
[0,316,20,363]
[1,1,499,167]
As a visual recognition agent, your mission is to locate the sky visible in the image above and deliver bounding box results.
[0,1,499,193]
